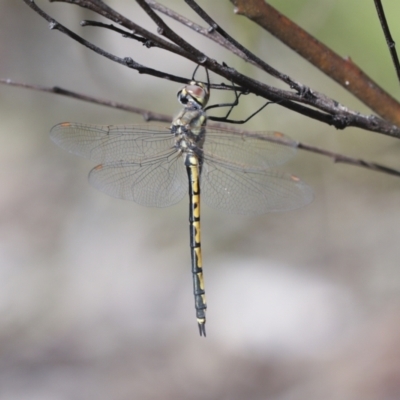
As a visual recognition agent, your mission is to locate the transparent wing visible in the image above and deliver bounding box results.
[88,151,187,207]
[50,123,174,163]
[50,122,311,212]
[201,158,313,215]
[203,127,297,169]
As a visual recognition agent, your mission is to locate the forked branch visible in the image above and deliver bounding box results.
[22,0,400,138]
[5,0,400,179]
[231,0,400,127]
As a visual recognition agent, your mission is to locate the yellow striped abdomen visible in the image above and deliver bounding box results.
[185,153,206,336]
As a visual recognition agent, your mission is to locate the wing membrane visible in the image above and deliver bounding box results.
[88,151,187,207]
[50,123,174,163]
[50,122,312,213]
[201,159,313,214]
[203,127,297,169]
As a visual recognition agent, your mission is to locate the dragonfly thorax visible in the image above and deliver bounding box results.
[172,107,207,132]
[172,81,208,144]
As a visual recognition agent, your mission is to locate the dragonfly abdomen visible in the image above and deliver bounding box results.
[185,152,207,337]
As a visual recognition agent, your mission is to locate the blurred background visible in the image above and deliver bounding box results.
[1,0,400,399]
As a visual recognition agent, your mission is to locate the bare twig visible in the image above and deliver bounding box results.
[248,131,400,179]
[231,0,400,127]
[80,20,156,47]
[30,0,243,93]
[2,78,399,179]
[145,0,400,139]
[146,0,251,62]
[146,0,400,138]
[136,0,207,64]
[0,79,171,122]
[51,0,190,59]
[24,0,329,126]
[184,0,305,93]
[374,0,400,85]
[22,0,197,86]
[135,0,400,138]
[18,0,400,138]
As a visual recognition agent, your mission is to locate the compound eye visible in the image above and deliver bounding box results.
[177,83,209,107]
[177,89,188,104]
[185,84,209,106]
[187,85,205,99]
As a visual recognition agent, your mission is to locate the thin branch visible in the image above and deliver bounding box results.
[147,0,397,136]
[136,0,207,64]
[145,1,400,139]
[144,0,358,126]
[373,0,400,85]
[51,0,191,59]
[135,0,400,138]
[249,132,400,179]
[136,1,342,124]
[45,0,335,126]
[0,79,171,122]
[230,0,400,127]
[80,20,156,47]
[146,0,249,61]
[23,1,138,68]
[2,78,399,179]
[22,0,194,86]
[21,0,400,138]
[184,0,305,93]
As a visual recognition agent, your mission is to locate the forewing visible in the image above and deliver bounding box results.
[50,123,174,163]
[88,151,187,207]
[201,159,313,215]
[203,127,297,169]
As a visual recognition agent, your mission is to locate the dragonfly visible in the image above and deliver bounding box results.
[50,70,313,337]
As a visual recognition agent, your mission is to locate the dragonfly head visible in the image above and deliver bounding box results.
[177,81,210,109]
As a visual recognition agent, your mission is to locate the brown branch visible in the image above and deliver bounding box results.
[19,0,400,138]
[231,0,400,127]
[2,78,399,179]
[143,1,400,139]
[43,0,340,129]
[184,0,304,92]
[135,1,400,138]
